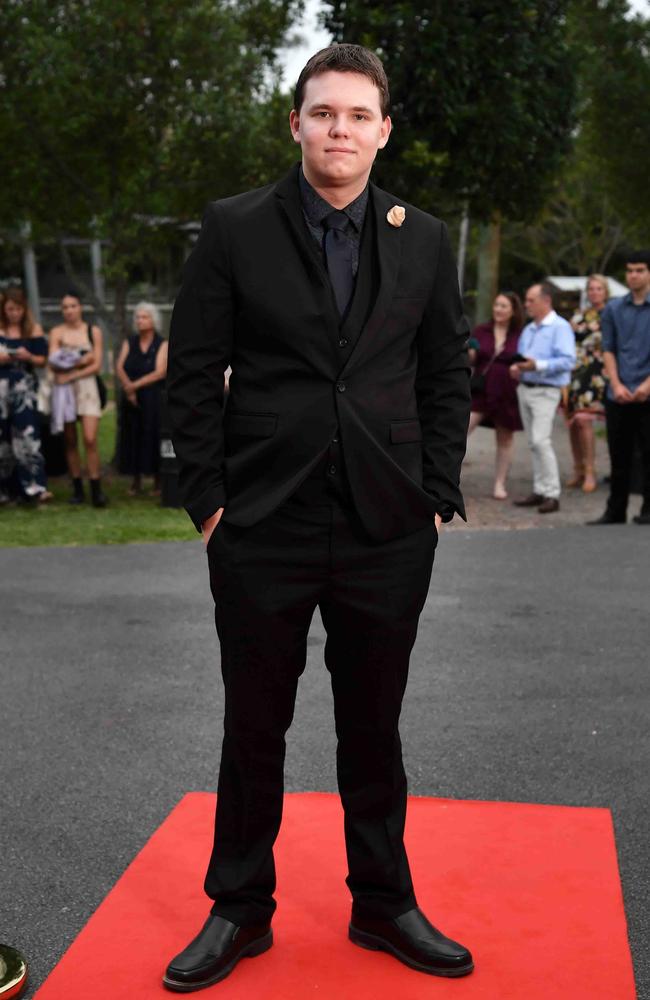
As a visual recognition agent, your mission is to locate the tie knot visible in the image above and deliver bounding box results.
[323,210,349,234]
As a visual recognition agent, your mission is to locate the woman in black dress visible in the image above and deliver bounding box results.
[116,302,168,495]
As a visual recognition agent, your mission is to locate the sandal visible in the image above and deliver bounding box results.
[582,468,597,493]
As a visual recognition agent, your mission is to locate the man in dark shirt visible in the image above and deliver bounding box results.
[588,250,650,525]
[164,45,472,991]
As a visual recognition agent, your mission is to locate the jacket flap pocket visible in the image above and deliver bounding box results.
[390,419,422,444]
[226,412,278,438]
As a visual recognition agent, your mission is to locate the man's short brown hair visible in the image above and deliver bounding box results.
[293,43,390,119]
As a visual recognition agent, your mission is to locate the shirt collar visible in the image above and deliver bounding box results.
[299,166,368,232]
[534,309,558,328]
[623,291,650,306]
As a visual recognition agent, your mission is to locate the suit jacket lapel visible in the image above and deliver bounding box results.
[274,164,342,350]
[274,167,333,294]
[340,184,402,378]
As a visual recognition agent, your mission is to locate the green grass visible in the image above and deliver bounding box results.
[0,406,196,548]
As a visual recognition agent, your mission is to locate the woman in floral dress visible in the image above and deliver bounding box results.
[566,275,609,493]
[0,288,52,504]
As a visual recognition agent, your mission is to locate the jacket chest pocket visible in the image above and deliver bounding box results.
[226,411,278,439]
[390,419,422,444]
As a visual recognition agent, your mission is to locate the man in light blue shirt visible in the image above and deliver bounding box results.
[509,282,575,513]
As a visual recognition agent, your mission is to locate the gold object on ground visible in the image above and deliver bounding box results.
[0,945,27,999]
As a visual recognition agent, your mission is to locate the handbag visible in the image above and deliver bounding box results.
[470,350,498,396]
[87,323,108,409]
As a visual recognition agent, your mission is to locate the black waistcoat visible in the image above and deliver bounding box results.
[291,201,379,507]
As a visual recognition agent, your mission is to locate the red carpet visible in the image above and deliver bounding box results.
[35,793,635,999]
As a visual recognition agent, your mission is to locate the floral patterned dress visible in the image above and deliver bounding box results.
[0,334,49,500]
[566,307,607,420]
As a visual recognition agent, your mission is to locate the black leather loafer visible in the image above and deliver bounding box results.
[349,907,473,978]
[513,493,543,507]
[586,512,626,525]
[163,914,273,992]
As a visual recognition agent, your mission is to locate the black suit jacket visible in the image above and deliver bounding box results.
[167,163,471,541]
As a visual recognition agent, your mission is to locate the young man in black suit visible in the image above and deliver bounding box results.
[164,44,473,991]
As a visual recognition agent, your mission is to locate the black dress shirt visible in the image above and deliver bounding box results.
[298,168,368,278]
[291,170,374,509]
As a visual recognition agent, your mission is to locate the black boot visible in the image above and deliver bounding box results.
[68,477,85,505]
[90,478,108,508]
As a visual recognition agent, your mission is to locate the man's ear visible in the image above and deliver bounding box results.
[289,109,301,145]
[378,115,392,150]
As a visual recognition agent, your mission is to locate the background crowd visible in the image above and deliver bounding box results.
[2,247,649,527]
[467,251,650,524]
[0,290,168,510]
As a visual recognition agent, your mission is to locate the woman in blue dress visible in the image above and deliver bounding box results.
[0,288,52,504]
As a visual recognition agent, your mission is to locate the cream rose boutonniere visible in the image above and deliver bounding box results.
[386,205,406,228]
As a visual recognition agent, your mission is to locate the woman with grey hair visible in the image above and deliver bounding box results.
[116,302,168,495]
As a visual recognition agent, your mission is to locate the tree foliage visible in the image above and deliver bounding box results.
[499,0,650,288]
[570,0,650,240]
[0,0,301,333]
[321,1,576,222]
[501,135,626,277]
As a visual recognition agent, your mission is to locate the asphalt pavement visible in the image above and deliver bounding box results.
[1,523,648,997]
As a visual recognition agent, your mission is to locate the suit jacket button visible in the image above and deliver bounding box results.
[336,381,346,392]
[339,337,348,348]
[328,464,337,475]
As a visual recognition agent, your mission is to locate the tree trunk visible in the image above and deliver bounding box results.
[112,273,129,343]
[457,201,470,292]
[59,238,113,337]
[111,273,129,470]
[475,211,501,325]
[21,222,42,323]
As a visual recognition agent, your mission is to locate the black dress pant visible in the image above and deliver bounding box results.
[605,398,650,518]
[204,497,438,926]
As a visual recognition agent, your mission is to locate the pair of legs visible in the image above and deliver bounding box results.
[603,399,650,519]
[64,414,107,506]
[64,415,101,479]
[567,412,599,492]
[467,411,514,499]
[204,499,437,926]
[128,473,160,496]
[516,385,561,500]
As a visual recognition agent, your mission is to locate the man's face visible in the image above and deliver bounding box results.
[524,286,550,322]
[625,262,650,293]
[289,71,391,191]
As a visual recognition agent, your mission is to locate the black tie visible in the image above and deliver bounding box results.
[323,211,354,317]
